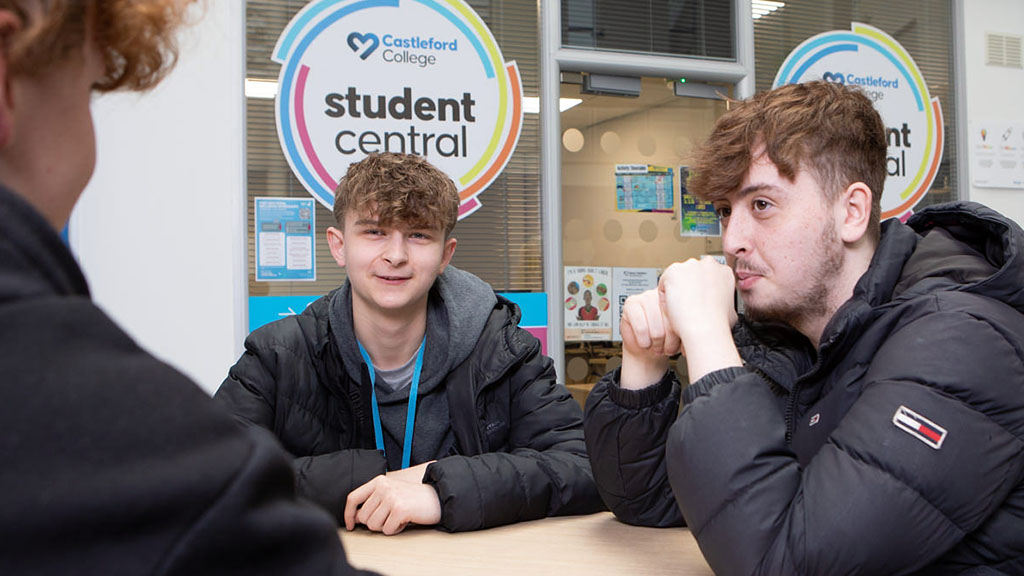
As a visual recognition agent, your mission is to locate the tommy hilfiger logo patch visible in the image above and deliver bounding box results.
[809,413,820,426]
[892,405,947,450]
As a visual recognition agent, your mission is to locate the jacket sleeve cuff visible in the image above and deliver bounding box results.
[422,457,477,532]
[682,366,752,404]
[605,367,677,410]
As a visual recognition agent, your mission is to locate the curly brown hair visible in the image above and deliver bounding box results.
[690,81,887,242]
[333,153,460,237]
[0,0,195,92]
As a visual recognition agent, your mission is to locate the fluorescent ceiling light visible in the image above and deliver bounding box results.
[523,97,583,113]
[752,0,784,19]
[245,78,278,99]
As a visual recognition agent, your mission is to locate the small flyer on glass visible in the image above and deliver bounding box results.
[564,266,612,341]
[611,267,660,342]
[254,197,316,281]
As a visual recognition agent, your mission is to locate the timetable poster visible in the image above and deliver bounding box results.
[615,165,674,212]
[611,267,660,342]
[564,266,612,341]
[255,197,316,281]
[679,166,720,237]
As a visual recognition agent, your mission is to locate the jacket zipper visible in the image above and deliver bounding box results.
[785,343,829,445]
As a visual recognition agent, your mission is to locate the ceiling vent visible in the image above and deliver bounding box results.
[985,32,1023,68]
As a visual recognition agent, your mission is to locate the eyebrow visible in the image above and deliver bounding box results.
[352,218,438,233]
[733,183,778,199]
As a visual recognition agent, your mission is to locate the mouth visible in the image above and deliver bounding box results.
[733,270,762,291]
[376,274,411,285]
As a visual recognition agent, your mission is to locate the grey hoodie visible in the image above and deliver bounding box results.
[328,266,498,470]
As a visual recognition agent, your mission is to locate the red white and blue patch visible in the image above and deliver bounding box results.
[892,405,947,450]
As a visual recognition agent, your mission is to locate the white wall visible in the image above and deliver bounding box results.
[962,0,1024,224]
[71,2,246,394]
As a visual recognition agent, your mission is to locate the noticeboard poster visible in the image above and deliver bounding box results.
[255,197,316,282]
[611,268,660,342]
[679,166,721,237]
[615,165,674,212]
[564,266,612,341]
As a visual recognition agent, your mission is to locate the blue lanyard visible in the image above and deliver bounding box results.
[357,338,426,470]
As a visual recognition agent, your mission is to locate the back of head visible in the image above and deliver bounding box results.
[1,0,194,92]
[690,81,887,242]
[333,152,460,237]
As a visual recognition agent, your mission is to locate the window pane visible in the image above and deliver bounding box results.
[245,0,542,299]
[753,0,958,212]
[562,0,735,60]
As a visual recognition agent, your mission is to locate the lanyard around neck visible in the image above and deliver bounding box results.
[357,338,426,470]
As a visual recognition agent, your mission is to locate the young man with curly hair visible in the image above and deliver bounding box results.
[0,2,373,573]
[584,81,1024,574]
[217,152,604,535]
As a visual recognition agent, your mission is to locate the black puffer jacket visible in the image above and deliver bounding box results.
[0,184,372,575]
[216,278,604,532]
[585,202,1024,575]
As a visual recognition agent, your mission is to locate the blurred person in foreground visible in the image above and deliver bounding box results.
[0,1,374,574]
[584,81,1024,575]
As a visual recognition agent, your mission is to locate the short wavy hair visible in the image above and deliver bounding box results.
[690,81,887,242]
[333,153,460,237]
[1,0,195,92]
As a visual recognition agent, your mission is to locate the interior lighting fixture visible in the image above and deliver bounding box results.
[245,78,278,99]
[523,97,583,114]
[752,0,785,19]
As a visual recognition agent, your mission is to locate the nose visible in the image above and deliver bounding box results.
[721,208,750,259]
[382,234,408,266]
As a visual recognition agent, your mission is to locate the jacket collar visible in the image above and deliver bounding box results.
[818,201,1024,362]
[0,184,89,305]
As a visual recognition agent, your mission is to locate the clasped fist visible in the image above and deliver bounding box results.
[619,256,737,389]
[343,461,442,535]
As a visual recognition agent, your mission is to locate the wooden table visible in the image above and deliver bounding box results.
[339,512,713,575]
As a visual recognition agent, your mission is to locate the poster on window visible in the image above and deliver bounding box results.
[615,165,674,212]
[970,121,1024,189]
[271,0,523,220]
[564,266,612,341]
[678,166,720,236]
[255,197,316,281]
[611,267,660,342]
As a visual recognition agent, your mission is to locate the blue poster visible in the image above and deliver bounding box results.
[255,197,316,281]
[248,295,321,332]
[615,164,674,212]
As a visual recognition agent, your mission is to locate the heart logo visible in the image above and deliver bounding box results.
[822,71,845,84]
[347,32,380,60]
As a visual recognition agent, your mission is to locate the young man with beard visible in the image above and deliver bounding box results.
[216,152,603,535]
[0,1,373,574]
[583,81,1024,575]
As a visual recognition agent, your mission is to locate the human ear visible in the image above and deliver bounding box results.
[839,182,872,244]
[0,10,23,149]
[326,226,347,267]
[438,237,457,273]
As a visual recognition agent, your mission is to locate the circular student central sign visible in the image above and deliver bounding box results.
[273,0,523,218]
[774,22,943,221]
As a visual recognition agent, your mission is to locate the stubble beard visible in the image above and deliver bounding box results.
[742,220,844,329]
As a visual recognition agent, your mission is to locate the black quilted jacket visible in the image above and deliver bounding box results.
[586,202,1024,575]
[217,290,604,532]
